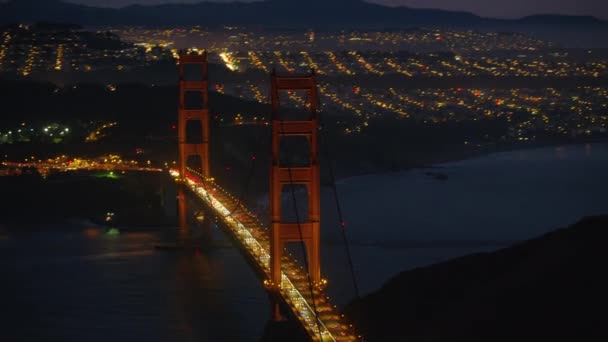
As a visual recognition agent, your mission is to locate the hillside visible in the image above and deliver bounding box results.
[344,216,608,341]
[0,0,605,28]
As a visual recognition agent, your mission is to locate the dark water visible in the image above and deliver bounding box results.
[322,143,608,304]
[2,143,608,341]
[0,224,270,341]
[517,27,608,49]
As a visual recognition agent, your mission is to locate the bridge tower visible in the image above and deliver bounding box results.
[178,52,210,179]
[269,71,321,319]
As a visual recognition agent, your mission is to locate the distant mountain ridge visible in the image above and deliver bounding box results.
[0,0,606,28]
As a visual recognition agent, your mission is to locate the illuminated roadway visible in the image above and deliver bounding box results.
[173,168,358,341]
[1,159,358,340]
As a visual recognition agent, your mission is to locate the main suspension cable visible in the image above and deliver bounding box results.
[224,122,268,217]
[318,97,360,300]
[279,116,323,342]
[320,127,360,299]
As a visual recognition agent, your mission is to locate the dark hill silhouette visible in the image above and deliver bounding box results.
[344,216,608,341]
[0,0,605,29]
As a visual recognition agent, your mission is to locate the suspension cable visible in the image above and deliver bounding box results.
[279,117,323,341]
[320,126,360,299]
[315,86,360,300]
[224,122,268,217]
[186,116,266,222]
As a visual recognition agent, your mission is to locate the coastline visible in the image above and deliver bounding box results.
[343,216,608,341]
[333,138,608,185]
[328,139,608,308]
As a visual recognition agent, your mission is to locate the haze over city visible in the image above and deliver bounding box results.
[61,0,608,19]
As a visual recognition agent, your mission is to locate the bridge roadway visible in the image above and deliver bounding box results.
[172,169,358,341]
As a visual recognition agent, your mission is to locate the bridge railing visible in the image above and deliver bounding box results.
[171,169,357,341]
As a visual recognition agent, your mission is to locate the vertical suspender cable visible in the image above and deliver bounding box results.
[318,88,360,300]
[280,118,324,342]
[321,127,360,299]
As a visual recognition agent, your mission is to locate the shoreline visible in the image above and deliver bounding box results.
[333,138,608,185]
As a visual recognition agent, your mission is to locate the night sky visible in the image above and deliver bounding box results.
[64,0,608,20]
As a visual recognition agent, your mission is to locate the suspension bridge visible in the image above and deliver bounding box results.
[172,52,360,341]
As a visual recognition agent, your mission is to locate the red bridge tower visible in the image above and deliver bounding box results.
[269,71,321,319]
[178,52,210,178]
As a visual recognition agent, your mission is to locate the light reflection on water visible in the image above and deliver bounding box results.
[1,143,607,340]
[0,223,269,342]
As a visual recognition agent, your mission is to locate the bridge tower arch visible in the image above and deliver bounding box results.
[178,52,210,179]
[269,71,321,319]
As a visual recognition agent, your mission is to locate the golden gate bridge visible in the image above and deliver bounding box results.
[174,52,360,341]
[0,51,362,341]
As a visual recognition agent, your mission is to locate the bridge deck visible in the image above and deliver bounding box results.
[171,170,358,341]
